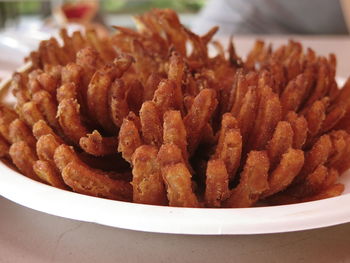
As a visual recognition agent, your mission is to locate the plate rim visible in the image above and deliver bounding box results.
[1,161,350,235]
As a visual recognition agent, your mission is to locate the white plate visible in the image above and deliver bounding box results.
[1,36,350,235]
[1,162,350,235]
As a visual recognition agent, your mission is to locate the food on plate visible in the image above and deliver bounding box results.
[1,9,350,208]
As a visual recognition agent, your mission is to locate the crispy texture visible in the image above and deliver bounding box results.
[295,135,332,183]
[224,151,270,208]
[205,159,230,207]
[32,90,59,129]
[285,111,308,149]
[2,10,350,207]
[79,131,117,156]
[248,87,282,151]
[108,79,129,127]
[19,101,45,127]
[87,55,133,132]
[158,144,199,207]
[184,89,217,155]
[0,105,18,142]
[262,149,304,198]
[33,160,68,190]
[62,161,132,201]
[9,119,36,149]
[57,98,88,144]
[36,134,62,161]
[118,118,142,163]
[0,135,9,158]
[131,145,167,205]
[140,101,163,147]
[9,141,40,181]
[163,110,188,162]
[266,121,293,169]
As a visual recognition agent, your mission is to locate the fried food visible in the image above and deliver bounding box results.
[2,9,349,208]
[224,151,270,208]
[205,159,229,207]
[158,144,199,207]
[131,145,167,205]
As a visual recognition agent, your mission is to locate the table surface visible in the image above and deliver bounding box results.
[2,35,350,263]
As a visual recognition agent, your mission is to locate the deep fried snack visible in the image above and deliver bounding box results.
[9,119,36,149]
[205,159,229,207]
[33,160,68,190]
[184,88,217,155]
[295,134,332,183]
[19,101,45,127]
[32,119,64,143]
[304,99,327,137]
[139,101,163,147]
[53,144,81,171]
[62,161,132,201]
[36,71,59,94]
[285,111,308,149]
[9,141,40,181]
[158,144,199,207]
[168,51,185,113]
[144,73,162,101]
[32,90,59,129]
[236,87,258,143]
[57,82,78,103]
[280,74,308,117]
[118,117,142,163]
[87,55,133,132]
[214,128,242,180]
[163,110,188,163]
[152,79,177,116]
[57,98,88,144]
[266,121,293,169]
[0,105,18,142]
[0,135,9,158]
[108,79,129,127]
[126,79,144,114]
[262,148,304,198]
[36,134,62,161]
[248,87,282,151]
[224,151,270,208]
[79,131,117,156]
[131,145,167,205]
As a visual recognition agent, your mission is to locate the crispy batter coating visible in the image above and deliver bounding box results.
[158,144,199,207]
[79,131,117,156]
[9,119,36,149]
[285,111,308,149]
[62,161,132,201]
[0,105,18,142]
[57,98,88,144]
[131,145,167,205]
[32,90,59,129]
[2,10,350,207]
[108,79,129,127]
[33,160,68,190]
[163,110,188,163]
[224,151,270,208]
[262,149,304,198]
[19,101,45,127]
[140,101,163,147]
[118,118,142,163]
[9,141,40,181]
[87,55,133,132]
[266,121,293,169]
[184,89,217,155]
[205,159,229,207]
[36,134,62,161]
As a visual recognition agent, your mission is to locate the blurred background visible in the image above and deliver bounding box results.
[1,0,350,79]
